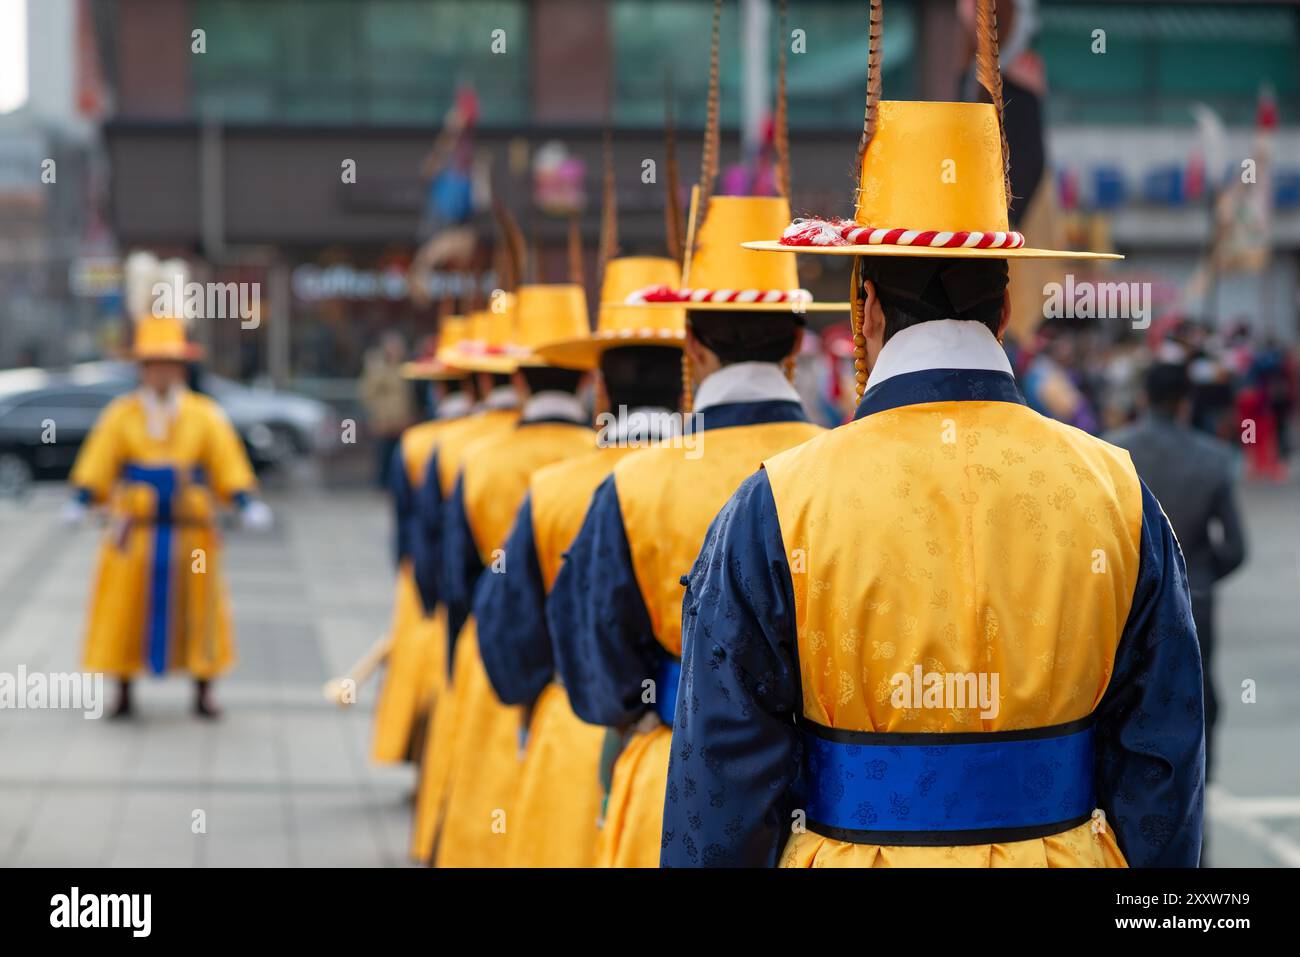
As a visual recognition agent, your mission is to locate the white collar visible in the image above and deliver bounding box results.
[602,406,680,445]
[478,384,520,412]
[692,361,801,412]
[436,391,473,420]
[865,319,1012,392]
[521,390,587,424]
[619,407,678,441]
[137,383,185,441]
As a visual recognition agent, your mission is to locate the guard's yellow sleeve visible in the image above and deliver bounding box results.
[69,400,127,503]
[203,403,257,503]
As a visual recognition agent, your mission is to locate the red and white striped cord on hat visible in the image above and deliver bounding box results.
[627,285,814,305]
[779,217,1025,250]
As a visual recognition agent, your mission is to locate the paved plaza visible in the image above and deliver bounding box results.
[1,471,1297,867]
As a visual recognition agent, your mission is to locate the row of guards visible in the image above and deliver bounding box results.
[346,0,1203,869]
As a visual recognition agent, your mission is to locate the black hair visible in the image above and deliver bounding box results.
[1144,362,1191,414]
[521,366,585,395]
[857,256,1009,342]
[687,310,802,365]
[599,346,683,411]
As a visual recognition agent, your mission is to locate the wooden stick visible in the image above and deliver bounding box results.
[322,634,392,707]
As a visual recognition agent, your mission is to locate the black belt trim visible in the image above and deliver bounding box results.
[805,813,1095,848]
[797,714,1094,746]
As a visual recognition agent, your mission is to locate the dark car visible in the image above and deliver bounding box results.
[0,369,125,497]
[0,365,337,498]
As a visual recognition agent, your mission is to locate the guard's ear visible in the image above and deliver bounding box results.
[860,279,886,340]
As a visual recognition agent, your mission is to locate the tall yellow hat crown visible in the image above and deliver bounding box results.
[539,257,686,369]
[482,291,517,350]
[451,294,517,373]
[453,286,588,373]
[133,317,200,361]
[435,315,472,362]
[626,191,847,313]
[856,101,1009,234]
[513,283,589,366]
[687,195,800,293]
[598,257,683,332]
[401,314,474,380]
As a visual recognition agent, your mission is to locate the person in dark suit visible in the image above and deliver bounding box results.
[1107,362,1248,788]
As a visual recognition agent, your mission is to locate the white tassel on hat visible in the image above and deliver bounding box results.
[123,250,161,322]
[124,251,194,324]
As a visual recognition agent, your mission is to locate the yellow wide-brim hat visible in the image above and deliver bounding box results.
[402,315,473,380]
[536,257,687,370]
[446,297,519,374]
[451,286,590,374]
[132,315,204,361]
[623,192,848,314]
[743,100,1119,261]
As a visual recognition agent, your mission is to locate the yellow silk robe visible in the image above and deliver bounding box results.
[371,419,456,764]
[407,407,520,861]
[580,417,823,867]
[433,421,594,867]
[492,447,642,867]
[764,397,1140,867]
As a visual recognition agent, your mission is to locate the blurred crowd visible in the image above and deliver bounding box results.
[362,317,1298,487]
[1003,319,1296,482]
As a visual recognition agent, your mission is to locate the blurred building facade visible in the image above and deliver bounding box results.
[0,0,113,369]
[14,0,1297,383]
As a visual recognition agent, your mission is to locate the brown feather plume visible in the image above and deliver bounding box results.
[856,0,884,184]
[697,0,723,225]
[975,0,1012,208]
[491,196,527,292]
[663,77,685,264]
[775,0,791,200]
[598,129,619,284]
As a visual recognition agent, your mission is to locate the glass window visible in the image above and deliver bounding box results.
[611,0,917,130]
[1038,3,1299,125]
[192,0,529,126]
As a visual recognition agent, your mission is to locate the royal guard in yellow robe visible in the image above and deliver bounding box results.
[472,252,687,867]
[428,283,596,867]
[369,315,475,765]
[406,302,528,861]
[546,201,849,873]
[662,0,1204,868]
[65,252,272,719]
[544,6,844,867]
